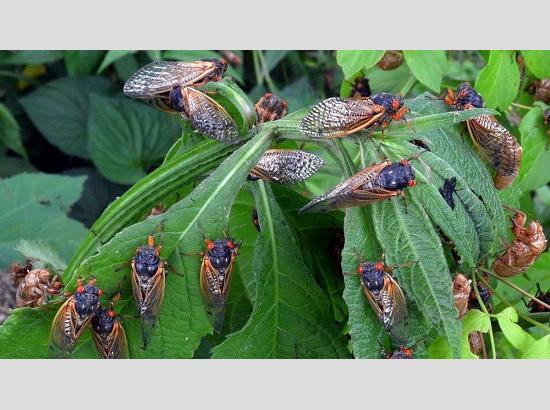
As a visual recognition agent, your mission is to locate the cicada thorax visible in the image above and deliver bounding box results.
[15,268,63,308]
[130,235,166,348]
[452,273,471,319]
[200,238,240,333]
[377,51,404,71]
[299,158,415,213]
[370,93,409,129]
[445,82,522,190]
[357,261,408,342]
[254,92,288,124]
[91,296,128,359]
[49,278,102,358]
[248,149,325,185]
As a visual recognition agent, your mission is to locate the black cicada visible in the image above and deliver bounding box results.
[438,177,458,210]
[200,238,241,333]
[299,93,408,139]
[526,283,550,313]
[387,346,414,359]
[49,277,102,358]
[299,158,415,213]
[356,261,407,341]
[248,149,324,185]
[255,92,288,124]
[445,82,522,189]
[469,282,493,312]
[91,293,128,359]
[131,235,166,348]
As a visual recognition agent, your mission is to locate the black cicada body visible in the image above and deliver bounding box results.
[387,346,413,359]
[527,283,550,313]
[200,238,240,333]
[248,149,324,185]
[469,283,492,311]
[299,159,415,213]
[131,235,166,348]
[49,277,102,358]
[438,177,458,210]
[91,294,128,359]
[255,93,288,124]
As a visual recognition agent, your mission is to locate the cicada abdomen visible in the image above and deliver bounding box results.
[445,82,522,189]
[91,294,128,359]
[299,158,415,213]
[131,235,166,348]
[15,268,63,308]
[49,277,102,358]
[255,93,288,124]
[200,238,240,333]
[248,149,324,185]
[452,273,471,319]
[123,59,227,112]
[357,261,408,344]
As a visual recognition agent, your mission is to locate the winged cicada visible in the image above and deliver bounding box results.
[255,92,288,124]
[356,261,407,342]
[299,158,415,213]
[493,210,547,277]
[299,93,408,139]
[131,235,166,348]
[49,277,102,358]
[200,237,241,333]
[248,149,324,185]
[15,268,63,308]
[91,293,128,359]
[123,59,240,144]
[445,82,522,189]
[387,346,414,359]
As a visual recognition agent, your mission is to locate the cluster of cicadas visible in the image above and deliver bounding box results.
[18,55,545,359]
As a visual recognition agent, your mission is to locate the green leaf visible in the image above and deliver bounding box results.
[0,173,88,267]
[211,182,350,358]
[0,157,36,177]
[14,239,67,273]
[97,50,136,73]
[495,307,534,353]
[0,50,63,65]
[522,334,550,359]
[517,107,550,193]
[0,102,27,158]
[146,50,162,61]
[475,50,520,110]
[20,76,113,159]
[403,50,447,92]
[521,50,550,79]
[87,95,180,184]
[64,51,104,76]
[279,76,319,112]
[264,50,290,72]
[336,50,385,80]
[460,309,490,358]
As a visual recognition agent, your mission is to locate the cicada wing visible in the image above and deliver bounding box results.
[130,262,144,313]
[49,298,78,358]
[200,257,228,333]
[251,149,325,185]
[349,187,400,203]
[182,87,240,144]
[108,322,129,359]
[385,276,409,345]
[362,287,385,319]
[123,61,217,97]
[300,97,385,138]
[139,265,166,348]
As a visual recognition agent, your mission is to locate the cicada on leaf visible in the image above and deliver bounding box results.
[445,82,522,189]
[49,277,102,358]
[299,93,408,139]
[356,261,408,344]
[91,294,128,359]
[438,177,459,210]
[131,235,166,348]
[299,158,415,213]
[387,346,414,359]
[248,149,324,185]
[255,92,288,124]
[200,238,241,333]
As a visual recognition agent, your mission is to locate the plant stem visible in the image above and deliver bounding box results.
[257,50,279,93]
[399,76,417,97]
[511,102,533,110]
[472,271,497,359]
[252,50,263,86]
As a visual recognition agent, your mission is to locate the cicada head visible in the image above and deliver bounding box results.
[133,237,161,278]
[358,262,386,295]
[207,239,239,275]
[74,279,102,319]
[454,82,485,109]
[255,93,288,123]
[202,58,227,82]
[376,159,416,191]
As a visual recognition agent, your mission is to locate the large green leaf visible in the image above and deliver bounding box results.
[475,50,520,110]
[20,76,113,159]
[87,95,180,184]
[0,102,27,158]
[0,173,87,268]
[495,307,534,353]
[336,50,385,80]
[97,50,136,73]
[0,50,63,65]
[211,182,350,358]
[522,335,550,359]
[403,50,447,92]
[64,51,104,76]
[521,50,550,79]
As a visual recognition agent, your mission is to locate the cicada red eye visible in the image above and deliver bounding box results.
[227,240,234,249]
[357,265,363,273]
[374,262,384,270]
[206,240,214,250]
[98,289,103,297]
[77,285,85,293]
[107,310,116,318]
[400,159,409,166]
[408,179,416,187]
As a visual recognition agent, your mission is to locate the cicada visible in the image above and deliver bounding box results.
[469,283,492,311]
[445,82,522,189]
[526,283,550,313]
[493,210,547,277]
[452,273,471,319]
[252,208,261,232]
[255,92,288,124]
[248,149,324,185]
[131,235,166,348]
[91,294,128,359]
[438,177,459,210]
[299,158,415,213]
[387,346,414,359]
[15,268,63,308]
[377,51,404,71]
[299,93,408,139]
[529,79,550,104]
[356,261,407,341]
[49,277,102,358]
[200,237,241,333]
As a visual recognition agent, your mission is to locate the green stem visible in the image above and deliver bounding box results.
[257,50,279,93]
[511,102,534,110]
[252,50,263,86]
[399,75,417,97]
[472,272,497,359]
